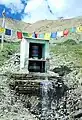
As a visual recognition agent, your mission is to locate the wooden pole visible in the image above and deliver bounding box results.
[1,9,6,50]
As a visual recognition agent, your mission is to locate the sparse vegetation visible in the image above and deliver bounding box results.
[50,39,82,67]
[61,39,77,45]
[0,17,82,120]
[0,42,20,66]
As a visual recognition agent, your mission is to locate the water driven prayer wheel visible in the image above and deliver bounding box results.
[30,45,40,72]
[20,37,50,73]
[32,45,39,58]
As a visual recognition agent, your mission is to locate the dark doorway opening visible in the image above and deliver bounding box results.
[28,60,45,72]
[29,43,45,72]
[29,43,43,59]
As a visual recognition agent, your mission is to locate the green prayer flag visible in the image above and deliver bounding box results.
[23,32,28,37]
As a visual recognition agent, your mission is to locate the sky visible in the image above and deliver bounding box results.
[0,0,82,23]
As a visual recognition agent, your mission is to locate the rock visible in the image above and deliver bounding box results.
[24,101,31,109]
[47,70,59,77]
[76,71,82,85]
[52,65,72,76]
[73,109,82,118]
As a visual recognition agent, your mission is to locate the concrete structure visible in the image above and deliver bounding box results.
[20,37,50,73]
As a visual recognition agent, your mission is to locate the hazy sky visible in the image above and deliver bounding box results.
[0,0,82,23]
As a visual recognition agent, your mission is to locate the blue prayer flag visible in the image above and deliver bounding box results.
[5,28,11,36]
[51,32,57,38]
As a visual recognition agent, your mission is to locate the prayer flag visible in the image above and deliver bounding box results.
[2,9,6,16]
[70,27,76,33]
[76,26,82,32]
[38,34,44,38]
[63,29,69,36]
[23,32,28,37]
[48,5,54,15]
[45,0,54,15]
[28,33,32,38]
[12,30,16,36]
[5,28,11,36]
[33,32,38,38]
[17,31,22,39]
[79,26,82,32]
[44,33,51,40]
[51,32,57,38]
[57,31,63,37]
[32,33,35,38]
[35,33,38,38]
[0,28,5,33]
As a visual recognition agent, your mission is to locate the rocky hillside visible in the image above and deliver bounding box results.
[0,17,31,41]
[26,16,82,33]
[0,16,82,33]
[0,17,82,120]
[0,17,31,31]
[0,16,82,42]
[0,40,82,120]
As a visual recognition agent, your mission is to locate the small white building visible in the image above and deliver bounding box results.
[20,37,50,73]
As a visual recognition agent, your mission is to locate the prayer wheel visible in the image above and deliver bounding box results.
[32,45,39,58]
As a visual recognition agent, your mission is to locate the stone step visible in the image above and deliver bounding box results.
[14,79,42,83]
[9,79,41,95]
[15,86,40,95]
[8,72,59,80]
[18,87,39,90]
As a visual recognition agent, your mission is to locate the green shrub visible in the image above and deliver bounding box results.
[63,39,77,45]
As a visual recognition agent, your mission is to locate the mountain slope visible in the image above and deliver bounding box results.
[26,16,82,33]
[0,17,31,31]
[0,16,82,41]
[0,17,31,41]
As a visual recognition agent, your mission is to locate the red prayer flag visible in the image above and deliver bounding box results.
[17,31,22,39]
[63,29,69,36]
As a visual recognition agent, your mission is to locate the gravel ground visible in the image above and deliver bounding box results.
[0,50,82,120]
[0,54,39,120]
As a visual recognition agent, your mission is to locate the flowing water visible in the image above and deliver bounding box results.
[40,78,54,120]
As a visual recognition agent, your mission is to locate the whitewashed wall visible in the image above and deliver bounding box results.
[20,38,50,72]
[20,38,29,69]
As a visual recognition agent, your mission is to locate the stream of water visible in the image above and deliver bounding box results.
[40,78,54,120]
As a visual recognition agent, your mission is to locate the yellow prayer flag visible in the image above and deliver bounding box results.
[28,33,32,38]
[76,26,82,32]
[0,28,5,33]
[44,33,51,40]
